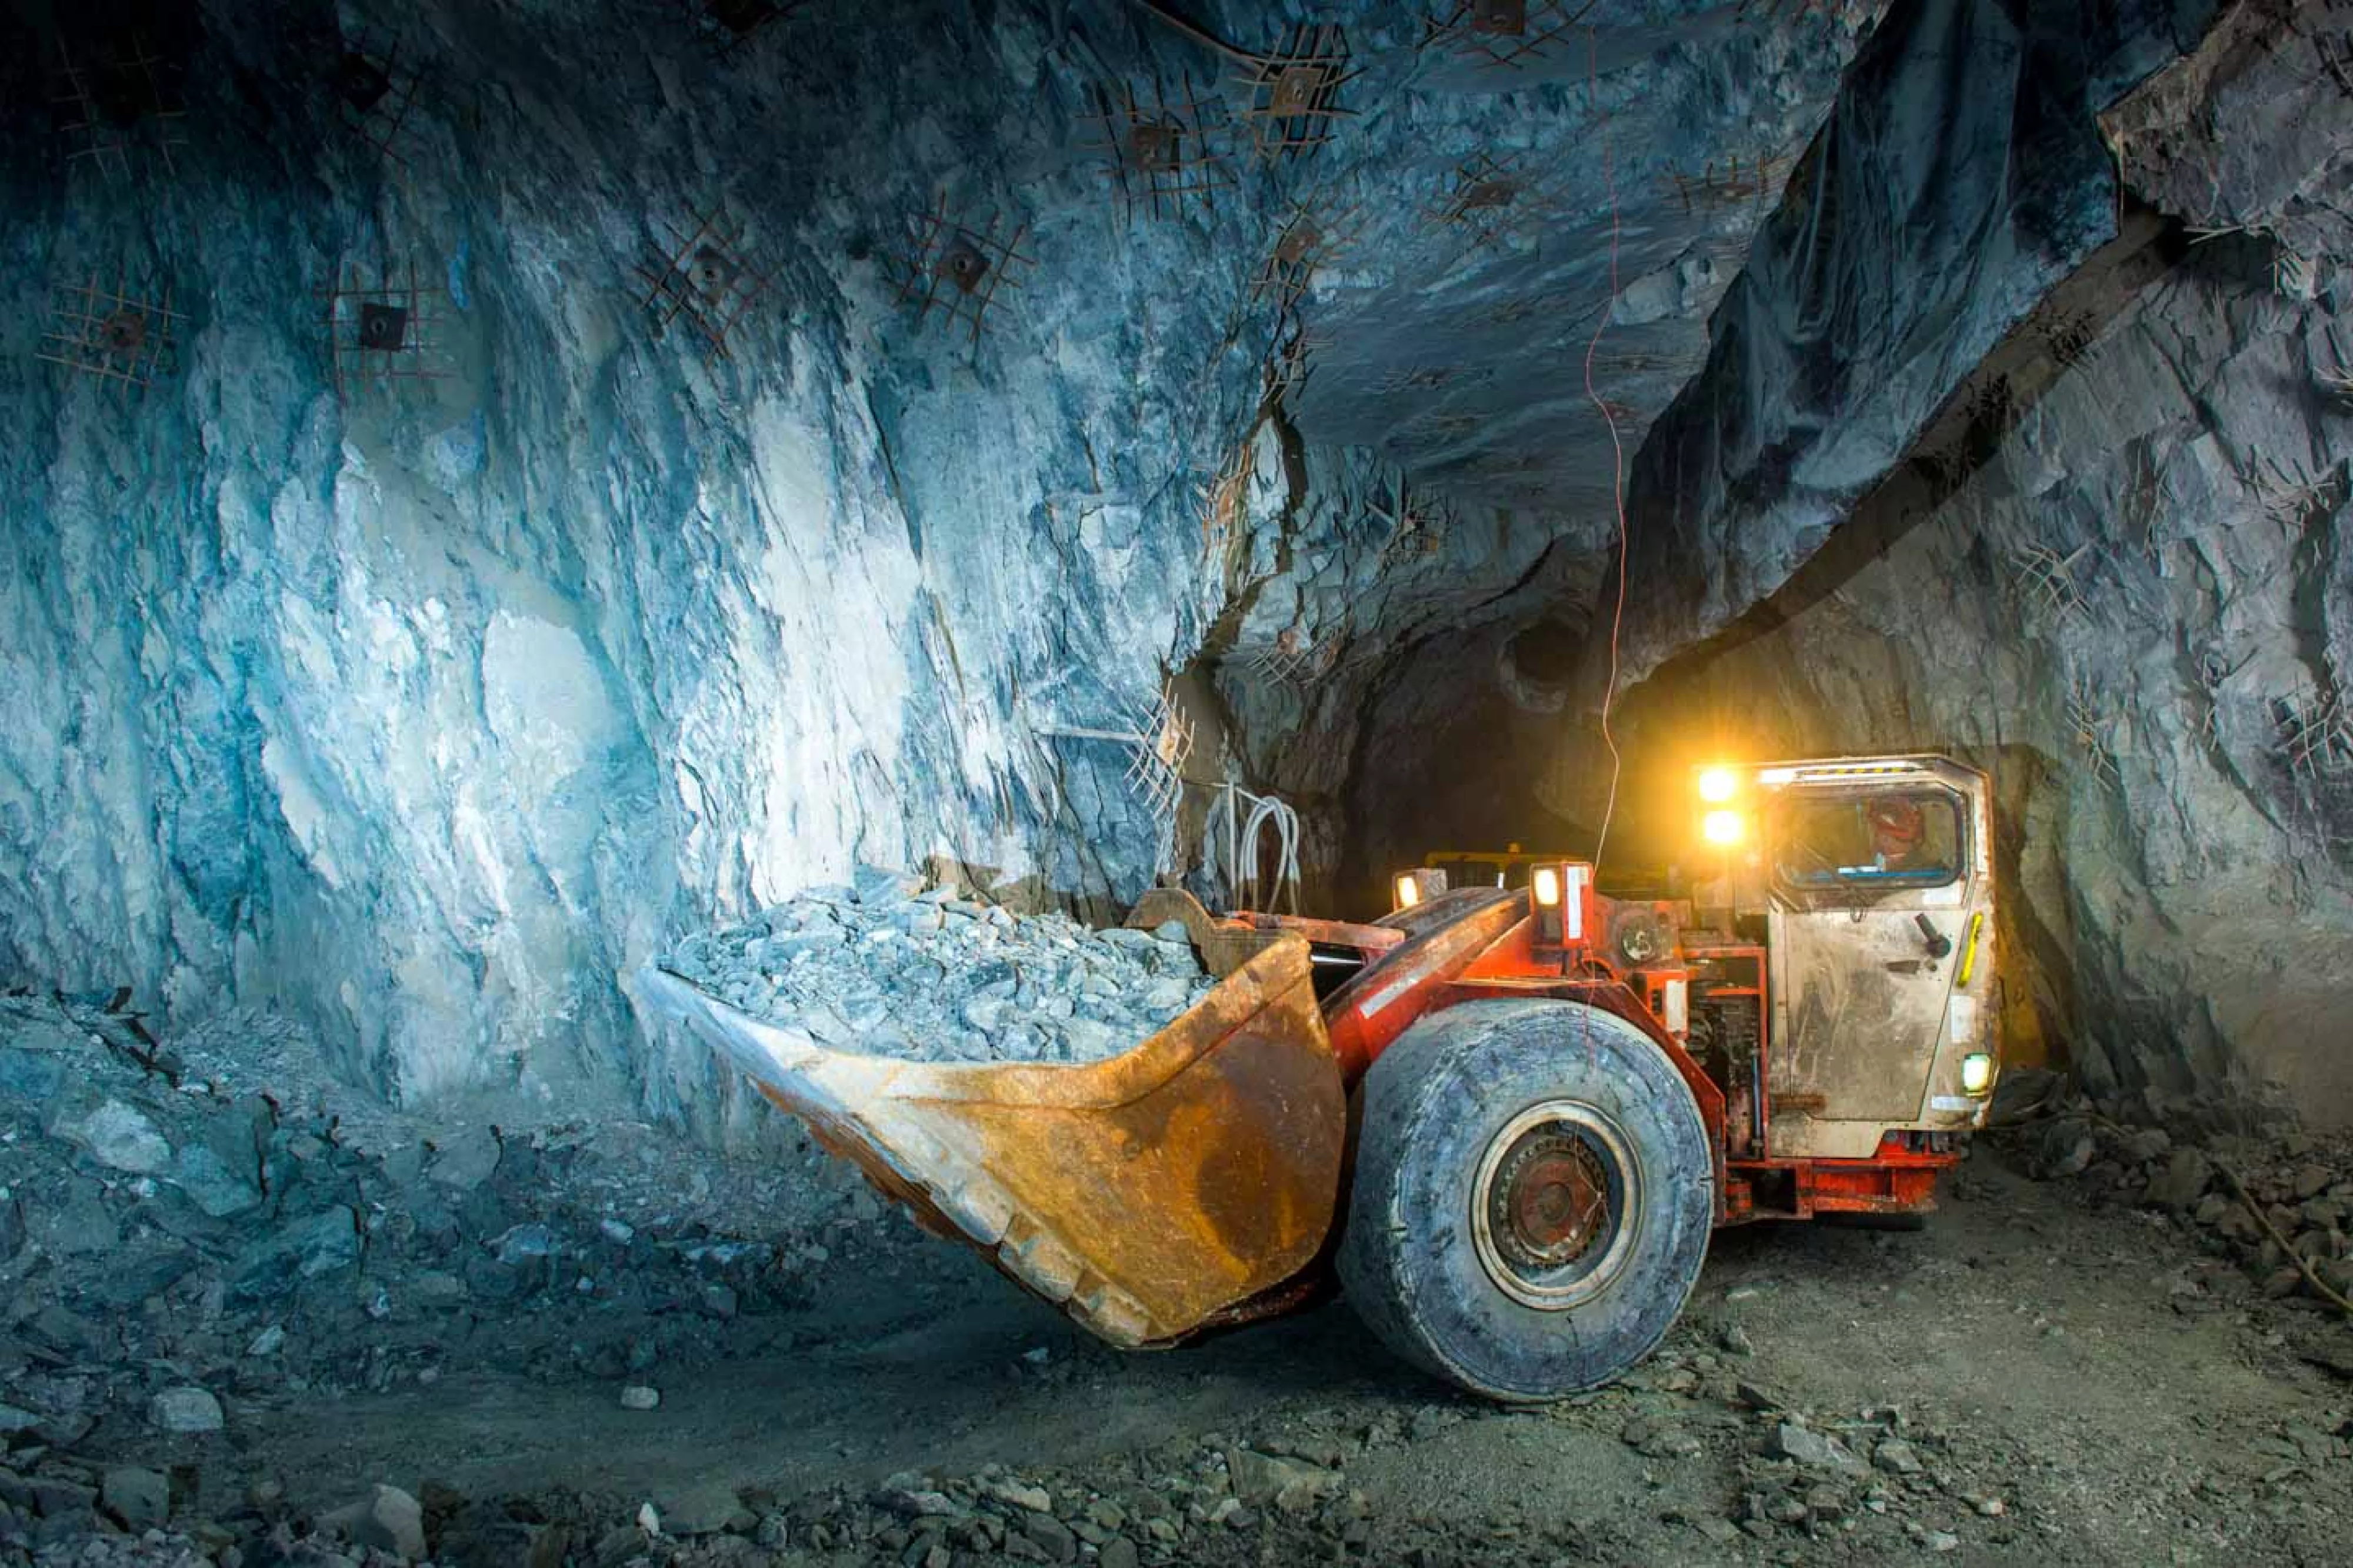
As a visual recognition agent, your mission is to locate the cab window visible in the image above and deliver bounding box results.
[1773,790,1962,892]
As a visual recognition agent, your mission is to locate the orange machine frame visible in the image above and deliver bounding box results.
[1216,877,1959,1227]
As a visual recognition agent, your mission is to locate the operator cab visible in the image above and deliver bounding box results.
[1708,756,1997,1162]
[1390,753,1999,1217]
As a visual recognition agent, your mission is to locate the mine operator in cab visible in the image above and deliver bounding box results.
[1867,795,1927,873]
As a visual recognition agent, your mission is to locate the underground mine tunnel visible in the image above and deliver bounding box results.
[5,0,2353,1562]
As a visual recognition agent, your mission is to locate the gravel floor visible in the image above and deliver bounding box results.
[6,989,2348,1567]
[23,1142,2340,1567]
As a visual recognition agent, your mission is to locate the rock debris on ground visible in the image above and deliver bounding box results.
[2011,1069,2353,1309]
[5,993,2351,1565]
[663,868,1214,1065]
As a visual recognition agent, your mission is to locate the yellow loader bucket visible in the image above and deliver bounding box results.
[637,929,1344,1347]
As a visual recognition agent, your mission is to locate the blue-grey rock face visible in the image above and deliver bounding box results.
[1598,0,2222,686]
[1,0,1880,1122]
[15,0,2291,1130]
[1614,5,2353,1128]
[1649,251,2353,1126]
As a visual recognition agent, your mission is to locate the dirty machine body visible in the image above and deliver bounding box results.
[643,755,1998,1400]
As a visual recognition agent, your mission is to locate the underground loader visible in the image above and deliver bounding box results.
[641,754,1999,1401]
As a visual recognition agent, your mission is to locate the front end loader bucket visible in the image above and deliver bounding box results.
[638,933,1344,1347]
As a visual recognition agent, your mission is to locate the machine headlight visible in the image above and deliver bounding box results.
[1701,809,1744,846]
[1697,766,1739,804]
[1532,866,1562,907]
[1393,868,1447,910]
[1960,1052,1994,1096]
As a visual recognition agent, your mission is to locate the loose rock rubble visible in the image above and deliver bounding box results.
[663,868,1214,1065]
[2011,1069,2353,1310]
[7,987,2349,1566]
[0,992,925,1565]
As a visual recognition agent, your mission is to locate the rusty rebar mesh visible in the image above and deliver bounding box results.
[1234,24,1358,160]
[1426,151,1552,251]
[2117,439,2173,563]
[1032,682,1195,828]
[1369,474,1451,560]
[892,196,1037,349]
[1082,77,1233,223]
[1661,148,1795,215]
[1264,324,1324,406]
[683,0,808,58]
[1224,627,1321,687]
[36,276,184,389]
[317,257,454,396]
[2007,541,2092,622]
[636,208,776,358]
[336,33,425,164]
[2065,673,2119,785]
[1419,0,1601,71]
[1251,198,1364,312]
[1194,438,1261,566]
[2046,308,2099,365]
[2274,688,2353,782]
[52,34,188,182]
[1376,363,1465,396]
[2250,455,2345,525]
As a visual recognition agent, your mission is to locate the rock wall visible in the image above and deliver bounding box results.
[1620,6,2353,1125]
[1,0,1277,1131]
[1597,0,2221,688]
[2,0,1897,1127]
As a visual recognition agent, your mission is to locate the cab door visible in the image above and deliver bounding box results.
[1763,777,1984,1160]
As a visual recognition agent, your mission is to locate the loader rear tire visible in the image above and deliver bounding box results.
[1337,1000,1713,1402]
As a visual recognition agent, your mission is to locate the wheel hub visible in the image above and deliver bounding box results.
[1488,1129,1609,1272]
[1470,1101,1642,1310]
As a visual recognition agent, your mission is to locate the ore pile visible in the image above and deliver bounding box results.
[663,867,1215,1065]
[2015,1072,2353,1309]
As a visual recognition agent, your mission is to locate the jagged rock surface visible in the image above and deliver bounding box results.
[1597,0,2223,686]
[1616,5,2353,1123]
[0,0,1884,1130]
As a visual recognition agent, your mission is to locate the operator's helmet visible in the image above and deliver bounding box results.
[1866,796,1925,859]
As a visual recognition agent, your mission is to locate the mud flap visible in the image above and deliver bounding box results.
[638,935,1344,1347]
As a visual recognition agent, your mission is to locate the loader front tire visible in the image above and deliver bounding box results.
[1337,1000,1713,1401]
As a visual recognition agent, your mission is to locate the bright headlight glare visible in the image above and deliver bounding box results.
[1697,766,1739,804]
[1532,866,1562,907]
[1701,809,1744,846]
[1961,1052,1994,1095]
[1394,873,1421,909]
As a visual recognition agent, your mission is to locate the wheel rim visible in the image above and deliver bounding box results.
[1471,1100,1642,1310]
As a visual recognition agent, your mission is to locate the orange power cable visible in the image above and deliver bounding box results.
[1579,26,1629,880]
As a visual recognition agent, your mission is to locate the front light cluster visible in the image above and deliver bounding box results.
[1529,860,1587,943]
[1393,868,1448,911]
[1695,765,1745,847]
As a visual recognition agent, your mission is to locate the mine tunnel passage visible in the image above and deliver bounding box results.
[5,1,2353,1564]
